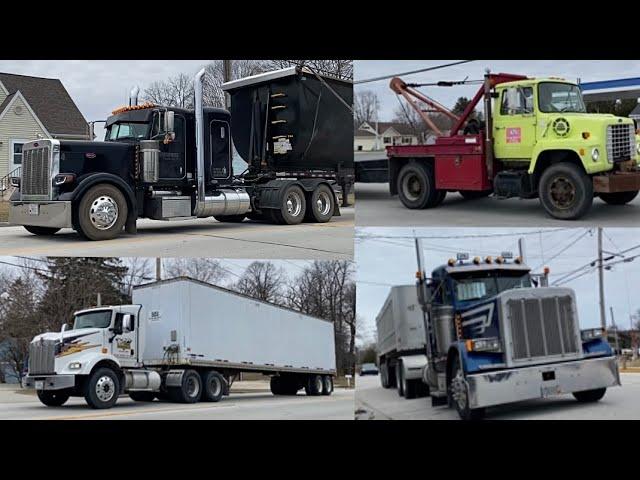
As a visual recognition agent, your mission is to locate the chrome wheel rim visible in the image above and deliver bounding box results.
[401,173,422,201]
[451,369,467,411]
[315,376,323,393]
[186,376,200,398]
[96,375,116,402]
[209,377,222,397]
[315,191,332,216]
[285,191,303,217]
[90,195,119,230]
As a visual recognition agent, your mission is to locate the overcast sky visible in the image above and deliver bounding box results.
[0,60,211,139]
[356,227,640,345]
[355,60,640,122]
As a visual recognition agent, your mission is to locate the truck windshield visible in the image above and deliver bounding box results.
[452,271,532,302]
[538,82,586,113]
[73,310,112,330]
[105,122,149,141]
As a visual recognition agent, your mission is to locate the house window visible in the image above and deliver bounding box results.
[383,137,391,144]
[402,137,412,144]
[10,140,29,170]
[357,145,363,151]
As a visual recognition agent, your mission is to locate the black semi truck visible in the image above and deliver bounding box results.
[9,67,353,240]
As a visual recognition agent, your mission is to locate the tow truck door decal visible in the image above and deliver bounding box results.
[506,127,521,143]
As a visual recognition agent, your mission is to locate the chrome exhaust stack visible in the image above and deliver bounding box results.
[129,86,140,106]
[193,68,251,218]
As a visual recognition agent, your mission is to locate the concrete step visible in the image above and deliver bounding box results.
[0,200,9,223]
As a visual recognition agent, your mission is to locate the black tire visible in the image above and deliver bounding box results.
[305,374,324,396]
[272,184,307,225]
[84,367,120,409]
[396,363,404,397]
[270,376,283,395]
[380,363,389,388]
[304,184,335,223]
[280,376,300,396]
[538,162,593,220]
[434,189,447,206]
[463,118,481,135]
[129,391,156,402]
[404,378,417,400]
[573,388,607,403]
[322,375,333,396]
[37,389,70,407]
[24,226,61,236]
[459,190,492,200]
[168,369,202,404]
[201,371,225,402]
[448,356,485,420]
[387,361,397,388]
[214,215,246,223]
[77,183,128,240]
[397,162,441,209]
[599,191,639,205]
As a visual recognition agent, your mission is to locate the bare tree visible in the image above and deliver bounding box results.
[202,60,270,108]
[163,258,228,285]
[392,100,451,140]
[122,257,153,297]
[266,60,353,81]
[142,73,195,108]
[354,90,380,127]
[234,261,285,304]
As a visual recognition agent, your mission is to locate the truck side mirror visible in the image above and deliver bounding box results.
[164,111,174,135]
[61,323,69,332]
[122,314,134,333]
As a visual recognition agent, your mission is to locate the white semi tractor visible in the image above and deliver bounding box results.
[23,277,337,409]
[376,285,429,399]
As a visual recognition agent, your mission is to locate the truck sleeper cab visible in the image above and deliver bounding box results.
[9,67,353,240]
[416,253,619,420]
[23,278,337,409]
[388,73,640,220]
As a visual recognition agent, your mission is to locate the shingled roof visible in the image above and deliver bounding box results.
[0,72,88,137]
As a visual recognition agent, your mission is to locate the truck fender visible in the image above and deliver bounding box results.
[446,345,463,388]
[528,147,586,178]
[164,369,187,388]
[397,354,428,381]
[60,173,137,230]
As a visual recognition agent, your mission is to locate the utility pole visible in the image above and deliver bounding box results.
[223,60,232,109]
[610,307,620,355]
[598,228,606,331]
[156,258,162,281]
[96,292,102,307]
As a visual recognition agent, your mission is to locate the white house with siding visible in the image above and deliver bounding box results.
[354,121,421,152]
[0,72,90,181]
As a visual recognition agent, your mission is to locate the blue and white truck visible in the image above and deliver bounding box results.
[414,239,620,420]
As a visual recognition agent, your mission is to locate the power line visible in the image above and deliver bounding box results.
[531,229,592,271]
[354,60,475,85]
[357,228,574,241]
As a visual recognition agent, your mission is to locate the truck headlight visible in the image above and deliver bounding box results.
[591,148,600,162]
[581,328,604,342]
[68,362,82,370]
[466,337,502,352]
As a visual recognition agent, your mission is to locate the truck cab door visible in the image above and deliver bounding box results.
[209,119,232,180]
[152,112,187,180]
[493,86,537,161]
[112,312,137,366]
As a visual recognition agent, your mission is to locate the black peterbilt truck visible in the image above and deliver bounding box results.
[9,67,353,240]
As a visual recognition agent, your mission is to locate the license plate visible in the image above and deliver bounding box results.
[27,204,39,215]
[35,380,44,390]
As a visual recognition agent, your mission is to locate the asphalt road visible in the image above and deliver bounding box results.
[0,208,354,259]
[355,183,640,227]
[0,386,354,420]
[355,372,640,420]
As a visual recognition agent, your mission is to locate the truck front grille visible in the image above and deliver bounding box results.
[606,124,635,163]
[28,339,57,375]
[506,295,580,363]
[21,145,51,198]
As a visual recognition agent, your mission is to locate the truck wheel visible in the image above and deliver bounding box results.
[169,369,202,403]
[449,356,485,420]
[202,371,225,402]
[77,184,128,240]
[84,367,120,409]
[322,375,333,396]
[281,377,300,395]
[599,191,639,205]
[380,363,389,388]
[539,163,593,220]
[24,226,61,236]
[305,374,324,396]
[129,392,156,402]
[270,376,283,395]
[305,184,334,223]
[434,189,447,206]
[396,363,404,397]
[397,162,440,209]
[214,215,246,223]
[404,378,417,400]
[573,388,607,403]
[272,184,306,225]
[459,190,492,200]
[387,361,397,388]
[37,389,70,407]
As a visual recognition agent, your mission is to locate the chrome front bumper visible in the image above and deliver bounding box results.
[466,356,620,409]
[23,374,75,391]
[9,201,72,228]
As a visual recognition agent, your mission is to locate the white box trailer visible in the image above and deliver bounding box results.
[134,278,336,373]
[375,285,428,399]
[23,277,337,409]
